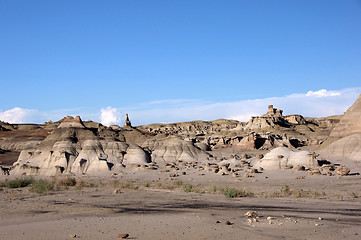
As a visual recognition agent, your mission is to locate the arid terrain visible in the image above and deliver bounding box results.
[1,97,361,239]
[0,170,360,240]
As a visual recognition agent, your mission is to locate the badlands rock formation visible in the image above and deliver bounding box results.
[11,116,151,175]
[319,94,361,161]
[2,98,358,176]
[9,116,209,175]
[252,147,319,170]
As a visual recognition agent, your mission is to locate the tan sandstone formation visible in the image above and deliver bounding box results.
[319,94,361,161]
[252,147,319,170]
[11,116,151,175]
[328,94,361,139]
[123,114,132,127]
[142,136,209,164]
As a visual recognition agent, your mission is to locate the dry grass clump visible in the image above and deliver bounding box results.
[51,177,77,190]
[29,179,53,193]
[269,185,326,198]
[222,187,254,198]
[349,192,359,199]
[0,177,54,194]
[0,177,34,188]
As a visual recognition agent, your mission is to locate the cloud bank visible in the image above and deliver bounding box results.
[1,87,360,125]
[0,107,38,124]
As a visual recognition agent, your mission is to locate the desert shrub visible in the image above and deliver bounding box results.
[223,188,240,198]
[29,179,54,193]
[269,186,327,199]
[183,184,194,193]
[280,185,291,196]
[292,189,311,198]
[59,177,77,186]
[350,192,359,199]
[1,177,34,188]
[222,187,254,198]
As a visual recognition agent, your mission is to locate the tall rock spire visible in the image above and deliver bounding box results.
[123,113,132,127]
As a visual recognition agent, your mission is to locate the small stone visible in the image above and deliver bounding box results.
[335,166,350,176]
[243,173,253,178]
[69,234,77,238]
[112,189,121,194]
[244,211,258,218]
[225,221,233,225]
[216,220,220,223]
[267,216,274,220]
[118,233,129,239]
[318,217,323,220]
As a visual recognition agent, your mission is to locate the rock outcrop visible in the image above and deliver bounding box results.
[319,94,361,161]
[123,114,132,127]
[328,94,361,139]
[142,136,209,163]
[11,116,151,175]
[252,147,319,170]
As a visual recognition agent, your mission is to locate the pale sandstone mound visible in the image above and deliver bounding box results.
[319,94,361,161]
[142,136,209,163]
[122,143,151,166]
[320,133,361,161]
[11,116,149,175]
[70,140,110,173]
[252,147,318,170]
[328,94,361,139]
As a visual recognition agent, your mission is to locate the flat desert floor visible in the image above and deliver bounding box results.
[1,166,361,240]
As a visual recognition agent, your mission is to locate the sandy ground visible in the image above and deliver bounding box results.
[1,165,361,240]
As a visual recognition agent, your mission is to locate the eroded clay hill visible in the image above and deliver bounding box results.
[319,94,361,161]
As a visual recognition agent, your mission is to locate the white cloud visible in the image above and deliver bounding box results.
[306,89,341,97]
[100,107,120,126]
[0,107,38,123]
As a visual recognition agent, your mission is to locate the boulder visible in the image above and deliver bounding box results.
[334,165,350,176]
[252,147,319,170]
[142,136,209,163]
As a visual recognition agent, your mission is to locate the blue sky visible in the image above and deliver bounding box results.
[0,0,360,125]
